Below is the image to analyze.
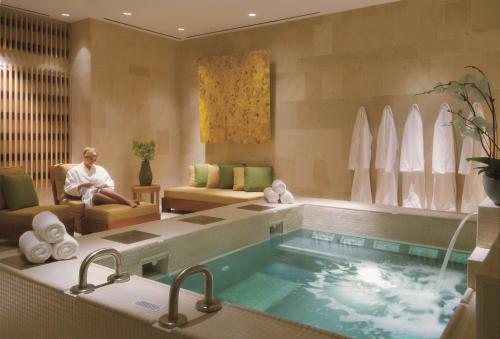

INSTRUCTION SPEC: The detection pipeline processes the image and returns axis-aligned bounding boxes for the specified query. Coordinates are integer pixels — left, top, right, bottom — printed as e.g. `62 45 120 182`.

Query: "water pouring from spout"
436 212 477 291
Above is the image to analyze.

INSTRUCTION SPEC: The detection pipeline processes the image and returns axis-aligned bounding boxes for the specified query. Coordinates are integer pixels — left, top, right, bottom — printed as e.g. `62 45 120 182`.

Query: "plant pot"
139 160 153 186
483 174 500 206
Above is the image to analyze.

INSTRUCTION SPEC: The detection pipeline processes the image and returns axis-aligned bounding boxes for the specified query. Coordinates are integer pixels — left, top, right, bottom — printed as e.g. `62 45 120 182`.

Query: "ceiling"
2 0 399 40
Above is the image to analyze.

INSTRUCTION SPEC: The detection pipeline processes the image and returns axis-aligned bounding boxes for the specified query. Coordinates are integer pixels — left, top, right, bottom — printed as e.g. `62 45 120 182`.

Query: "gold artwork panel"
198 49 271 144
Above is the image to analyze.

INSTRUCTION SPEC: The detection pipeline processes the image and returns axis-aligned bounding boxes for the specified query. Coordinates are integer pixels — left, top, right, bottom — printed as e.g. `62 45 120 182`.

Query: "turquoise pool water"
153 229 468 339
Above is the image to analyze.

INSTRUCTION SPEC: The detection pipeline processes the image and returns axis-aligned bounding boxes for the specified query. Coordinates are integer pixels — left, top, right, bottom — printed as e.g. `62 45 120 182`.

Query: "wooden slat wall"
0 8 70 188
0 8 69 58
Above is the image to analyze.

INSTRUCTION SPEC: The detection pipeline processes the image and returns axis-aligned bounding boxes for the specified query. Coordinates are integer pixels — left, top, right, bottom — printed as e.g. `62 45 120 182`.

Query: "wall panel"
0 7 70 188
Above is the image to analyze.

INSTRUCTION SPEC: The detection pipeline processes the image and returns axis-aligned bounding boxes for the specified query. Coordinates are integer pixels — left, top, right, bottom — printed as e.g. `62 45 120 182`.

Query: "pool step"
301 230 470 264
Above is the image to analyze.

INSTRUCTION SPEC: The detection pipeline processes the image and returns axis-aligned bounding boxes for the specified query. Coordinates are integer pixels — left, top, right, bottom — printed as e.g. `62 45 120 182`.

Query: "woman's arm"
64 169 92 196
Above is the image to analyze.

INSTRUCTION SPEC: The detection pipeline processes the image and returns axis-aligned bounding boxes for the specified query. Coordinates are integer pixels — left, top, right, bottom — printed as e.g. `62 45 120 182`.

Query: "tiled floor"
161 212 181 220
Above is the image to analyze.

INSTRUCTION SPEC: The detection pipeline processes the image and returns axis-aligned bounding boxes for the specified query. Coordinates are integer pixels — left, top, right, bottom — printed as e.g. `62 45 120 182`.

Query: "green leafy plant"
420 66 499 179
132 140 156 161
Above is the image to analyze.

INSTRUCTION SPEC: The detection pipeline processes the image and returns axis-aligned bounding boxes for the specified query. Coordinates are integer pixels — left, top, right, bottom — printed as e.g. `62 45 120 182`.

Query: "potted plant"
421 66 500 205
132 140 156 186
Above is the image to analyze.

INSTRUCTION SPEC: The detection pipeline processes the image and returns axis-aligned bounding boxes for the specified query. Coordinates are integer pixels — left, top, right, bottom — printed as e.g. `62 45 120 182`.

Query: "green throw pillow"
218 164 244 189
244 166 273 192
193 164 209 187
1 174 39 210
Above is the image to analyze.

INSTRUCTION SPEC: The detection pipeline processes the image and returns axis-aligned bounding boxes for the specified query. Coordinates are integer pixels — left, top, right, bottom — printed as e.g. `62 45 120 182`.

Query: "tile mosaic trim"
102 230 160 245
179 215 226 225
237 204 275 212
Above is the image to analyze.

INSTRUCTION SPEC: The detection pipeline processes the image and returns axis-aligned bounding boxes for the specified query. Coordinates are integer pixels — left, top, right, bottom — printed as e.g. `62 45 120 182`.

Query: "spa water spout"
437 212 477 290
159 264 222 329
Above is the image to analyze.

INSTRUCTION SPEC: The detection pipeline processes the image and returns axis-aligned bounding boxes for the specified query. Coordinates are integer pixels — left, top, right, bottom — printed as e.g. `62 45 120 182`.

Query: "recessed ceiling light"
123 12 132 16
248 13 256 17
61 13 70 17
177 28 185 31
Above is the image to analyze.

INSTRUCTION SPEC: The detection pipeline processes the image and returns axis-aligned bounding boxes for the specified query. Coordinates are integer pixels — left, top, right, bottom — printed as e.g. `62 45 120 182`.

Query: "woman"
64 147 139 208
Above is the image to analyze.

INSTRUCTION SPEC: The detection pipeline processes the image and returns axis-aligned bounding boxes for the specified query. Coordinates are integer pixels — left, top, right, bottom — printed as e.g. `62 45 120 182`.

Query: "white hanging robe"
458 102 487 213
400 104 426 209
431 103 456 212
375 105 399 206
348 106 373 204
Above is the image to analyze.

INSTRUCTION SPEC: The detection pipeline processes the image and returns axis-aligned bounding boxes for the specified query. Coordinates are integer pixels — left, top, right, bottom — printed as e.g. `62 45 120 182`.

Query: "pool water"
154 229 468 339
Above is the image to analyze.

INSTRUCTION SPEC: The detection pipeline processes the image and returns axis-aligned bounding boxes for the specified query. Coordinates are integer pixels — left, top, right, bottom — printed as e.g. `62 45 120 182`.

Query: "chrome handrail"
159 264 222 329
70 248 130 295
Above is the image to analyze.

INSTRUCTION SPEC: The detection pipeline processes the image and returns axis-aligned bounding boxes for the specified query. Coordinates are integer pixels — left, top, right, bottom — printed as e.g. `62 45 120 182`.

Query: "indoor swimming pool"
153 229 469 339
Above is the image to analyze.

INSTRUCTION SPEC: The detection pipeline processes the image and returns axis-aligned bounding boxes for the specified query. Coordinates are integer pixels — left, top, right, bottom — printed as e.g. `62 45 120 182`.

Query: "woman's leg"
93 192 119 205
98 188 138 208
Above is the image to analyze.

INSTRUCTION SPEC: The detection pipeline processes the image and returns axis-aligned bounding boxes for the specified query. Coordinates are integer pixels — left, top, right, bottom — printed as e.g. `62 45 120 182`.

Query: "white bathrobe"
64 163 115 208
458 102 486 213
375 105 399 206
348 106 373 204
400 104 426 209
431 103 456 212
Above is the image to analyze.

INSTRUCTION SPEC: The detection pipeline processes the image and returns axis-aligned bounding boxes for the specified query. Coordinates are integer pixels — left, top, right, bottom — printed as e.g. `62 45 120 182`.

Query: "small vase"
139 160 153 186
483 175 500 206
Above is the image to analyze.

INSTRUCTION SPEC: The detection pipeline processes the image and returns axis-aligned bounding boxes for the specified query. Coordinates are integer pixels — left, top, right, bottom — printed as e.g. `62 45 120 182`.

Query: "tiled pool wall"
302 204 477 252
97 205 304 276
0 270 163 339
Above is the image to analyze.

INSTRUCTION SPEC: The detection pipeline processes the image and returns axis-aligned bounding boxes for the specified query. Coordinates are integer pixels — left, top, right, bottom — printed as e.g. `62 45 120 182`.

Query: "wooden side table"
132 184 161 212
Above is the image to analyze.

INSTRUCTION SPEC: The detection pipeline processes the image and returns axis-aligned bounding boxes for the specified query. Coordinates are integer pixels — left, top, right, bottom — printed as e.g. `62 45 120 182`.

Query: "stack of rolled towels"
264 179 295 204
18 211 79 264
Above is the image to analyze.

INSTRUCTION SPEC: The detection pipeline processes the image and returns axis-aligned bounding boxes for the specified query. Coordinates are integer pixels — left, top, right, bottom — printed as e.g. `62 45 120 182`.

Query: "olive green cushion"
244 166 273 192
218 164 244 189
0 166 25 210
193 164 208 187
1 174 39 210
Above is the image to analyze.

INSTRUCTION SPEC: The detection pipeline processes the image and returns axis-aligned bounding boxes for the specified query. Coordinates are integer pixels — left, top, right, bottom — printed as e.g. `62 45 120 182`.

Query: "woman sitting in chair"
64 147 139 208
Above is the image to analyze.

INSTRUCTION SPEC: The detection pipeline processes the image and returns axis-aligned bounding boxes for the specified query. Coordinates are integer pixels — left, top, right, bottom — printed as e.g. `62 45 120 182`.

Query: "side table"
132 184 161 212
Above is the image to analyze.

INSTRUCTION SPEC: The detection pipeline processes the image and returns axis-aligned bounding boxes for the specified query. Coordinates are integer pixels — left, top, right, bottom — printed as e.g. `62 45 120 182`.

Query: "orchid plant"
420 66 499 179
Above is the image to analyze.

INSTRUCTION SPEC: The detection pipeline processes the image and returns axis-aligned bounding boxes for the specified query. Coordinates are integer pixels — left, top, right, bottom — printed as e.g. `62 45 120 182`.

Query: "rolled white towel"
280 190 295 204
32 211 66 244
19 231 52 264
264 187 279 203
271 179 287 195
52 234 79 260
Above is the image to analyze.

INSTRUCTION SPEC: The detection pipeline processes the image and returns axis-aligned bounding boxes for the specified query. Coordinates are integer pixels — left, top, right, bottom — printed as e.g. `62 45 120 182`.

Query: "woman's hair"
83 147 97 158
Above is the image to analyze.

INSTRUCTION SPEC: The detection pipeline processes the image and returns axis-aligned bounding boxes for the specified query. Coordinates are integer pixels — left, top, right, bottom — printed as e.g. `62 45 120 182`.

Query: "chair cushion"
244 166 273 192
0 167 25 210
193 164 208 187
53 163 78 202
164 186 264 205
61 198 85 217
1 174 39 210
84 202 158 222
0 205 70 226
218 164 244 189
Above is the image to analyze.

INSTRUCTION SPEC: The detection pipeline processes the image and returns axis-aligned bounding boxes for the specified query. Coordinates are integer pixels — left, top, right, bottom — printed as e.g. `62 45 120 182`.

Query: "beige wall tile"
69 0 499 205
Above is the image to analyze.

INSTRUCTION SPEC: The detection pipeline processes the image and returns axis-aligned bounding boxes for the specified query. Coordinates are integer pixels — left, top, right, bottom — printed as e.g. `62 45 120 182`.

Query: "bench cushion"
164 186 264 205
1 174 39 210
0 205 70 226
84 202 158 222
